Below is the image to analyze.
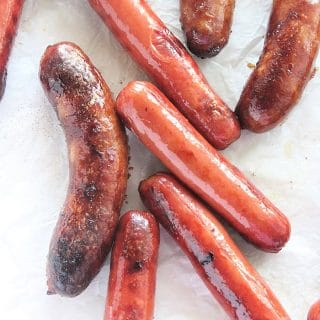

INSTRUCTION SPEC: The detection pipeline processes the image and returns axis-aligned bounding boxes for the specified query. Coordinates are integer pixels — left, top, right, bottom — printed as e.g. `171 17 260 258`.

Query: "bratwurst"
40 42 128 297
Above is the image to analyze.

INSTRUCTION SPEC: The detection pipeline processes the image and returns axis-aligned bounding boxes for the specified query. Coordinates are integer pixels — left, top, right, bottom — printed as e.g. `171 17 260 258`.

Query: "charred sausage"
40 42 128 297
236 0 320 133
116 81 290 252
88 0 240 150
0 0 24 100
308 300 320 320
105 210 159 320
139 173 291 320
180 0 235 58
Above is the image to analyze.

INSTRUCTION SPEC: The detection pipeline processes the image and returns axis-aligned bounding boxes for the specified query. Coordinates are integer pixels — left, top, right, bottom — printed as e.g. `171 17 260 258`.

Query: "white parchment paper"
0 1 319 319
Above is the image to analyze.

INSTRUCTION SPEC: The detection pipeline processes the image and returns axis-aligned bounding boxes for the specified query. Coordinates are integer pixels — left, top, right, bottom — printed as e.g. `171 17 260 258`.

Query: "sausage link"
308 300 320 320
236 0 320 133
88 0 240 150
40 42 128 297
180 0 235 58
0 0 24 100
116 81 290 252
105 210 159 320
139 173 291 320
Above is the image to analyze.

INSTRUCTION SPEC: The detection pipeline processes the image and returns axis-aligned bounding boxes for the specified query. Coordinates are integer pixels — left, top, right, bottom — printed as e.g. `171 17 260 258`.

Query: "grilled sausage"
180 0 235 58
105 210 159 320
40 42 128 297
116 81 290 252
0 0 24 100
88 0 240 150
139 173 291 320
236 0 320 133
308 300 320 320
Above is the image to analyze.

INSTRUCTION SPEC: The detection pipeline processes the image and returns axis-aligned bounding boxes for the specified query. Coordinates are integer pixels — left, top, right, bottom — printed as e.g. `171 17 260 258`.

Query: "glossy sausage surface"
308 300 320 320
0 0 24 100
40 42 128 297
116 81 290 252
236 0 320 133
139 173 290 320
88 0 240 150
180 0 235 58
105 210 159 320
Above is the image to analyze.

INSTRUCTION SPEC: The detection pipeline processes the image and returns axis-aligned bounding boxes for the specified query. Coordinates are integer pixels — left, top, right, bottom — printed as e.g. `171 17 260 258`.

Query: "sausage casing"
116 81 290 252
139 173 290 320
236 0 320 133
105 210 159 320
88 0 240 150
40 42 128 297
180 0 235 58
308 300 320 320
0 0 24 100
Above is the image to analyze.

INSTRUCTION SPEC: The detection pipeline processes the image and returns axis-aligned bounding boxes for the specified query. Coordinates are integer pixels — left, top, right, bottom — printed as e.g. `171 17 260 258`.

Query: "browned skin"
105 211 159 320
236 0 320 133
0 0 24 100
39 42 128 297
180 0 235 58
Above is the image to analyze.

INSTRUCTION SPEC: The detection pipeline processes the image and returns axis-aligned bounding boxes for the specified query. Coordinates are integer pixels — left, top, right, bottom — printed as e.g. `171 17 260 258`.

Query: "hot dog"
105 210 159 320
116 81 290 252
180 0 235 58
0 0 24 100
139 173 291 320
88 0 240 150
308 300 320 320
40 42 128 297
236 0 320 133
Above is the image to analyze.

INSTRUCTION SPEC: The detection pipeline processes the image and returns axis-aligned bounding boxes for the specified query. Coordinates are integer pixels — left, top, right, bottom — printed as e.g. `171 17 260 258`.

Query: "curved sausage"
139 173 290 320
0 0 24 100
40 42 128 297
105 210 159 320
236 0 320 133
88 0 240 150
116 81 290 252
308 300 320 320
180 0 235 58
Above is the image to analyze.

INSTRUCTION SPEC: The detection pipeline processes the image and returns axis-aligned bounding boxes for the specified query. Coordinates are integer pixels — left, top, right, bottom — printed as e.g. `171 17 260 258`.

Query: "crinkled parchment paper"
0 1 319 319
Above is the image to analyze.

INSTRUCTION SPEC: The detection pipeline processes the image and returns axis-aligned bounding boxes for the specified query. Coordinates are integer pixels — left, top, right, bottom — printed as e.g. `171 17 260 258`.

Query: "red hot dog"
105 211 159 320
116 81 290 252
0 0 24 100
88 0 240 150
308 300 320 320
40 42 128 297
139 173 291 320
180 0 235 58
236 0 320 133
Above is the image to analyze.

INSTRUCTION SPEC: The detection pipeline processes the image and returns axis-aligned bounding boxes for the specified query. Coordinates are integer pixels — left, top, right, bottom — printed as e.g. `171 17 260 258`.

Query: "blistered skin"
180 0 235 58
0 0 24 100
236 0 320 133
308 300 320 320
88 0 240 150
139 173 291 320
40 42 128 297
105 211 159 320
116 81 290 252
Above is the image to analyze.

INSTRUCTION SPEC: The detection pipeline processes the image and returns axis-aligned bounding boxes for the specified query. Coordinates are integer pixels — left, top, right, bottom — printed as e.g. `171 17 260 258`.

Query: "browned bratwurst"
139 173 291 320
180 0 235 58
0 0 24 100
40 42 128 297
105 211 159 320
236 0 320 133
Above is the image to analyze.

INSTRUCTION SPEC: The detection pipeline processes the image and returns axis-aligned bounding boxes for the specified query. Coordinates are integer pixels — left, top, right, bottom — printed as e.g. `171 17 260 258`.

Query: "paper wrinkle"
0 0 319 319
